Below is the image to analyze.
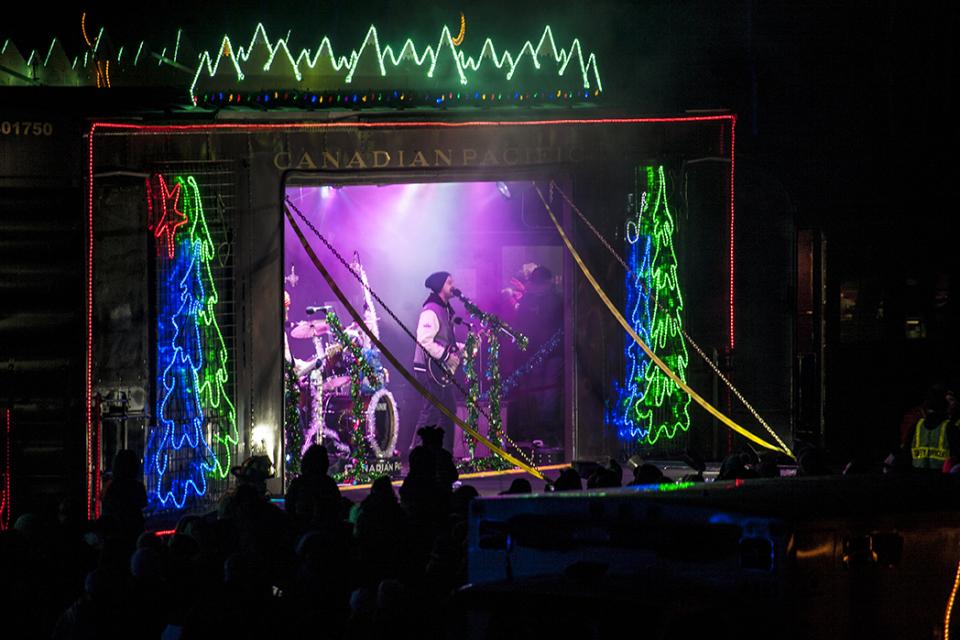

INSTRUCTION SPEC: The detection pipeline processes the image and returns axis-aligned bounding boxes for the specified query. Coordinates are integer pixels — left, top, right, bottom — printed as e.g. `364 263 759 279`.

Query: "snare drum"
319 343 352 393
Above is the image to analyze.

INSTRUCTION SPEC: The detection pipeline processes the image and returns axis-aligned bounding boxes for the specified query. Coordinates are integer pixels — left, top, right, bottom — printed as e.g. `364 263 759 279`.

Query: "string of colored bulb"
195 87 599 108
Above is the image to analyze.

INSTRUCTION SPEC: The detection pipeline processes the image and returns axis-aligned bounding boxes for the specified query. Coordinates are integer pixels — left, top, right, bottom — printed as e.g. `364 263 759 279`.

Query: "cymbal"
322 375 352 392
290 319 330 339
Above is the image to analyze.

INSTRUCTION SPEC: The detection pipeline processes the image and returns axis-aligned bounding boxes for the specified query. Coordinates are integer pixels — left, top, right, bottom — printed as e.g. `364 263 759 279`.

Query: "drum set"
289 315 398 465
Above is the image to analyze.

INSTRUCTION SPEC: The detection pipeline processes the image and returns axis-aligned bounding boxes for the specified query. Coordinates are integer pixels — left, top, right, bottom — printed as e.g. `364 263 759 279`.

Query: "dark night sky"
6 1 954 222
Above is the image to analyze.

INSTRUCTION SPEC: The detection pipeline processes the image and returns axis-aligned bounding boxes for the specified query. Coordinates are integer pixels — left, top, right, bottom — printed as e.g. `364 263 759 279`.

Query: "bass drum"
323 389 399 461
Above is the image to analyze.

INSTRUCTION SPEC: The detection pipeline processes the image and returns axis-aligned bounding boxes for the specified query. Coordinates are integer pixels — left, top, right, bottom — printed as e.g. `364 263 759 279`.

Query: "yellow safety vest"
911 417 951 470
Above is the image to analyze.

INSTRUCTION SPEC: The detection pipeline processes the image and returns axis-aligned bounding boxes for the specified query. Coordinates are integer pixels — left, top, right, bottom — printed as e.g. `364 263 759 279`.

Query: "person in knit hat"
411 271 462 452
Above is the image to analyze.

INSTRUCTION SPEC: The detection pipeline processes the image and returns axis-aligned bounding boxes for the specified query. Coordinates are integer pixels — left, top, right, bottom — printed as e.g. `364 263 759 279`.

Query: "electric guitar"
427 345 461 388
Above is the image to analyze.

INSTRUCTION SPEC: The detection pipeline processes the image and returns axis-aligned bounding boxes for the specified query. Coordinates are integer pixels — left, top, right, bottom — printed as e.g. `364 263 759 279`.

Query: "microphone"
451 288 463 298
305 305 333 315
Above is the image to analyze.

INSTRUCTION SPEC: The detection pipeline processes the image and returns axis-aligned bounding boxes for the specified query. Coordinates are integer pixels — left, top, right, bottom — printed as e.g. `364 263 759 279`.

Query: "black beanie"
424 271 451 294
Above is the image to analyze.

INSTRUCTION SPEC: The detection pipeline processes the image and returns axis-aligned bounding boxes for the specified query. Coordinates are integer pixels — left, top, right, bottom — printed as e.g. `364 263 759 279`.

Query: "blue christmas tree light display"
145 174 235 510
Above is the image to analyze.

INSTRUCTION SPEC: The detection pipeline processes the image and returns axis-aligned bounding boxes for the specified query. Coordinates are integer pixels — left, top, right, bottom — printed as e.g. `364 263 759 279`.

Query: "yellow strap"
284 205 546 481
534 186 793 458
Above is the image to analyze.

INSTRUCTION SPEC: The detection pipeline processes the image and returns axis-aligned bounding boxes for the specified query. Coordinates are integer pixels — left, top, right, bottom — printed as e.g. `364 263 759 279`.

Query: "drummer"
285 291 320 378
344 321 389 391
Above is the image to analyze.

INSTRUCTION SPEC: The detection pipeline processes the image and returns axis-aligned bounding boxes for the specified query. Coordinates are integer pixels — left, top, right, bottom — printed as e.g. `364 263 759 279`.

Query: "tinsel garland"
471 333 511 471
344 366 375 483
325 312 380 385
461 331 480 460
482 328 564 401
359 347 386 395
365 388 398 459
302 367 323 457
326 312 379 484
283 360 303 477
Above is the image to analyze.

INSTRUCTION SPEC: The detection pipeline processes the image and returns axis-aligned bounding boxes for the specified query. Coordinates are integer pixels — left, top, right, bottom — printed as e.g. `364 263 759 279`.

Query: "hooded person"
410 271 462 452
416 426 459 489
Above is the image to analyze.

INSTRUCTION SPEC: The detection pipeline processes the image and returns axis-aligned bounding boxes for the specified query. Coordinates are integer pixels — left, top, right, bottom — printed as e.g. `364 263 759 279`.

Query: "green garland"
462 331 480 460
325 312 381 385
470 333 511 472
283 360 303 477
345 365 374 483
326 312 379 484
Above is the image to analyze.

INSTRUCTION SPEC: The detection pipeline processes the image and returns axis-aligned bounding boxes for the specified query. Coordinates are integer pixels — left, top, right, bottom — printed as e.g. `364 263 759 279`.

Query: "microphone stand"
455 292 529 351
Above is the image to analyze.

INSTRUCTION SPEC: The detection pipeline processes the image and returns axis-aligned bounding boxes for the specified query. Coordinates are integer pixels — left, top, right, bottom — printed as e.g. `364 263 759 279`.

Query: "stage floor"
336 461 722 501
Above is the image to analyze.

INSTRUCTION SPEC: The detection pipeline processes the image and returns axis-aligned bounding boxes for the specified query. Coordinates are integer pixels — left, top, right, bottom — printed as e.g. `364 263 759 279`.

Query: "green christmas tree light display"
177 176 240 478
630 166 691 445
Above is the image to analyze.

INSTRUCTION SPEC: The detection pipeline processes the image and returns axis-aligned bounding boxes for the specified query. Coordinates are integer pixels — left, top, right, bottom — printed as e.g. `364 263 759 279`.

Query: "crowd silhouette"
0 428 482 639
2 383 959 639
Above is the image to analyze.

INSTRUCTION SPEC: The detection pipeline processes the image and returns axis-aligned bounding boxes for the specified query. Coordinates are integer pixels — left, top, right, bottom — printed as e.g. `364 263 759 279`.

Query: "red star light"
151 176 189 259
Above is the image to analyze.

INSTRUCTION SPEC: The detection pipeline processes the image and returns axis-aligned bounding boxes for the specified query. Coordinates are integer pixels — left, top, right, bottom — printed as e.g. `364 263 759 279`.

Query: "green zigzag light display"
190 23 601 99
0 28 193 89
1 23 601 104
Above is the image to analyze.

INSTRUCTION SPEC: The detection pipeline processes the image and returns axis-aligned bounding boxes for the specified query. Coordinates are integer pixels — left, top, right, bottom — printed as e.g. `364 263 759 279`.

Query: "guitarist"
411 271 461 452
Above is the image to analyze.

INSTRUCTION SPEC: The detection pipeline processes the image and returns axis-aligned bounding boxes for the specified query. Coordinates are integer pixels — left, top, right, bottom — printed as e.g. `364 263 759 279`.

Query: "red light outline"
1 409 10 530
95 394 102 518
85 115 736 511
729 116 736 351
87 124 96 520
